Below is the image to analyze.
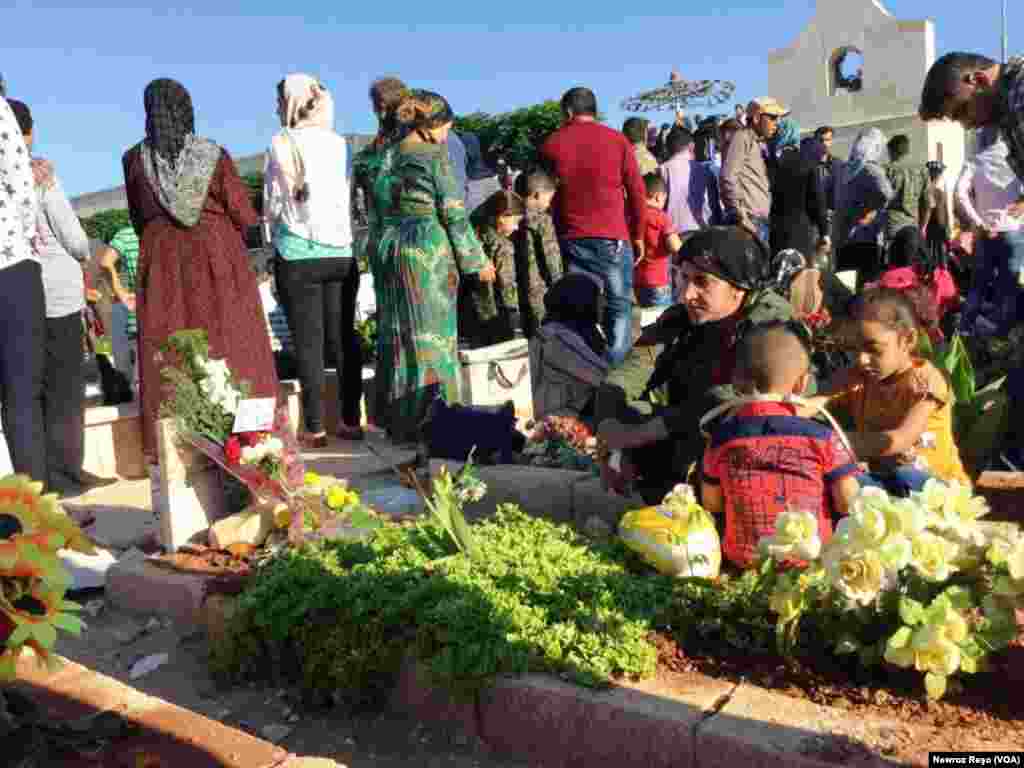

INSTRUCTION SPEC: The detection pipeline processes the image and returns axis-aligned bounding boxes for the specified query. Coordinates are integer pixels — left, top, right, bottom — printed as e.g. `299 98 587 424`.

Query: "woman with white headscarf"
264 74 362 446
832 127 894 288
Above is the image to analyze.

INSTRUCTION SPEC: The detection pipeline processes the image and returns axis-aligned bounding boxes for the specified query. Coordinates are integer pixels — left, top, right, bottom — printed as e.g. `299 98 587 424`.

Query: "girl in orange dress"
817 287 969 495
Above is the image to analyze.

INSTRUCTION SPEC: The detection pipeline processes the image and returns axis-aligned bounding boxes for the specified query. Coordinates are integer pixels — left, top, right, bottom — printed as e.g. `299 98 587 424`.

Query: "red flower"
239 432 263 447
225 437 242 464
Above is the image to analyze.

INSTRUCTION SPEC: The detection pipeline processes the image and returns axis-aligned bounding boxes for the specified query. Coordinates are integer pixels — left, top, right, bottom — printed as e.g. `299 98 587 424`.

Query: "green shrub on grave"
209 506 679 706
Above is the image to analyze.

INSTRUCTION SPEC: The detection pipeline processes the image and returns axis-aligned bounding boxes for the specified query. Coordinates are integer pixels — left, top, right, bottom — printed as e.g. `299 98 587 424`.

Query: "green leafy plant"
925 333 1009 474
79 209 133 244
356 313 377 362
209 506 678 705
455 100 565 172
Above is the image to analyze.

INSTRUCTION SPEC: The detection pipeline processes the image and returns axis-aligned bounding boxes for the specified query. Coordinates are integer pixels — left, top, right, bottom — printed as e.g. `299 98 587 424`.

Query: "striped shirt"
108 227 139 337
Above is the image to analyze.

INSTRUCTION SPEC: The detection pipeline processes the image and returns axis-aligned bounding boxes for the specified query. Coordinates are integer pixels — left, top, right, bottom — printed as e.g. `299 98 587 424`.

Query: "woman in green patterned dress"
352 77 409 426
375 90 495 443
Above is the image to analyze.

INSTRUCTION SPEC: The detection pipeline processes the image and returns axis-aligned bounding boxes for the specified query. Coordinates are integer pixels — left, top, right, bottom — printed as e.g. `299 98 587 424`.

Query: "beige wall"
768 0 933 131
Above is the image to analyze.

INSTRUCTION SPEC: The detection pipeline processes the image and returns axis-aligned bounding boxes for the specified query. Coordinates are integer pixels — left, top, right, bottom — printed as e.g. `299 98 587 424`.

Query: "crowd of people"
0 50 1023 571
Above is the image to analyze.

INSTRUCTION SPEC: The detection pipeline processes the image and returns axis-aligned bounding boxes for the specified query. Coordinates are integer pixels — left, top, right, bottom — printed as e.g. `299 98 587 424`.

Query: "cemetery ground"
23 433 1024 766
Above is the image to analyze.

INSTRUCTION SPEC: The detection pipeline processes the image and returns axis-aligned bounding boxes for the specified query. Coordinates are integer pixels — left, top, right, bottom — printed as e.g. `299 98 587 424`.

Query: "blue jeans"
858 467 932 497
963 231 1024 335
635 284 674 308
562 238 634 367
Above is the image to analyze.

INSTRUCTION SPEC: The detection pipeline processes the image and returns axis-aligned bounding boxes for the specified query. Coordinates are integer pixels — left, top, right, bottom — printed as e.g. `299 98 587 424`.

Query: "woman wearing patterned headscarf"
832 127 894 287
351 77 410 425
264 74 361 447
769 118 829 261
372 89 496 443
123 78 277 461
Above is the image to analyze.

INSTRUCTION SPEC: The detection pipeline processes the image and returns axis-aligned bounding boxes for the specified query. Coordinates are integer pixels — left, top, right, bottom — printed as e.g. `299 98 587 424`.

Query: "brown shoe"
335 423 365 441
298 432 329 449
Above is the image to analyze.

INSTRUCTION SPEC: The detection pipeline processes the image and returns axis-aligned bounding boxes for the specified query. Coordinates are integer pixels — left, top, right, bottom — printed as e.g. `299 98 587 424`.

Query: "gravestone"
153 418 227 552
768 0 965 176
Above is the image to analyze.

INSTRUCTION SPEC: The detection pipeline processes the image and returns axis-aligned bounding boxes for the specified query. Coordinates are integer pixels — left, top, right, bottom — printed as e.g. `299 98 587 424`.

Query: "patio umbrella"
620 70 736 114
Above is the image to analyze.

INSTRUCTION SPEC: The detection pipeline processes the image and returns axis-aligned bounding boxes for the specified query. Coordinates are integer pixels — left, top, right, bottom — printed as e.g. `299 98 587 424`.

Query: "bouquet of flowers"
159 330 249 446
760 480 1021 700
523 416 598 473
290 472 382 545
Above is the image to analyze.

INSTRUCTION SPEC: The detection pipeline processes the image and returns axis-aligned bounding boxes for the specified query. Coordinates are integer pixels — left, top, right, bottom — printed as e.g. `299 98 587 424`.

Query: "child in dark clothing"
460 190 525 348
701 322 861 568
514 170 563 338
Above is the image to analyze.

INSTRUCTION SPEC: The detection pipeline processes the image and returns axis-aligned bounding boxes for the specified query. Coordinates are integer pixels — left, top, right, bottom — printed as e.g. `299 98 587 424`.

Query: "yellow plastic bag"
619 484 721 578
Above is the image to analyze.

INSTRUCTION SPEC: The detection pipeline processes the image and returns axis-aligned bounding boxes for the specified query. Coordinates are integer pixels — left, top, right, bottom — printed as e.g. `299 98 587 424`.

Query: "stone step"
976 471 1024 523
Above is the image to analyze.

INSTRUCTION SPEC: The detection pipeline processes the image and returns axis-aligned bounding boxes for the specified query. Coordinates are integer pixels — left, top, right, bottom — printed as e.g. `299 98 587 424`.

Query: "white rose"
824 546 890 607
759 509 822 561
910 532 959 582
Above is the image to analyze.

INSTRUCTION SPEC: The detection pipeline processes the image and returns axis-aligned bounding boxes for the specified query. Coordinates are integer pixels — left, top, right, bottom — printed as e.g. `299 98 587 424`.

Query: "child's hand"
794 395 829 418
478 263 497 283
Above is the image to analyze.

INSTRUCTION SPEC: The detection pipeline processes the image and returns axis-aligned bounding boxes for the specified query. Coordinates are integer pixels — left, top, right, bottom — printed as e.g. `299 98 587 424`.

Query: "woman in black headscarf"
123 78 277 461
529 273 609 425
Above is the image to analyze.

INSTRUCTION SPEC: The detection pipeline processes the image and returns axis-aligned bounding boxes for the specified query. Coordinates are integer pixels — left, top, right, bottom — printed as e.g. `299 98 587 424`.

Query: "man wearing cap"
720 97 787 244
595 226 794 502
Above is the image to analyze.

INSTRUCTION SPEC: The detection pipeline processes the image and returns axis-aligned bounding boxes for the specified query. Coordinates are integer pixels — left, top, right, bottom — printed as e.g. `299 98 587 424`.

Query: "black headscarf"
144 78 194 165
543 274 606 356
679 226 769 292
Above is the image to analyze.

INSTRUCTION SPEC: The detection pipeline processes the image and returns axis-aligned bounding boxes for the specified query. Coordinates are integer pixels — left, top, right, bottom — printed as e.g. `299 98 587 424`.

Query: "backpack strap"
699 393 856 458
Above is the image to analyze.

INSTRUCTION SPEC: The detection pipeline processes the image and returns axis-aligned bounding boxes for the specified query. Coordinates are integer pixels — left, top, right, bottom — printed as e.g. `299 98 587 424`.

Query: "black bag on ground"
423 399 526 465
96 353 133 406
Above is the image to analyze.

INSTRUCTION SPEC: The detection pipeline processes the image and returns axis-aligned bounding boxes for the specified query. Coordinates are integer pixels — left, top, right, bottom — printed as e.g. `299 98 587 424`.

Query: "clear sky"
4 0 1011 196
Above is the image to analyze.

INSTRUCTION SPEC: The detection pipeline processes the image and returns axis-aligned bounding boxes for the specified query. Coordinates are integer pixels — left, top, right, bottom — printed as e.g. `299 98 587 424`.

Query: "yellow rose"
1007 538 1024 582
909 625 961 677
916 479 989 535
759 509 821 561
326 485 359 510
304 471 322 489
910 532 959 582
932 606 969 645
885 498 929 540
825 547 888 607
842 490 890 548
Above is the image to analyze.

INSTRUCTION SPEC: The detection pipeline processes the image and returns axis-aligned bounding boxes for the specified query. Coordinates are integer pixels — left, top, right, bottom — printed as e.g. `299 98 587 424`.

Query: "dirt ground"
53 591 529 768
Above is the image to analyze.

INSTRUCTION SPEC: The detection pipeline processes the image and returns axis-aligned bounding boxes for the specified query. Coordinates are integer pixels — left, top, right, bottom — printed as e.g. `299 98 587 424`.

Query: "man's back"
660 152 715 233
886 160 928 235
542 119 646 242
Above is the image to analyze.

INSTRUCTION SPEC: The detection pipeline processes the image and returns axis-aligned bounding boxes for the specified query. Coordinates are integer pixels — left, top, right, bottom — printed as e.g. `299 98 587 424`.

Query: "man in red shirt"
541 87 647 366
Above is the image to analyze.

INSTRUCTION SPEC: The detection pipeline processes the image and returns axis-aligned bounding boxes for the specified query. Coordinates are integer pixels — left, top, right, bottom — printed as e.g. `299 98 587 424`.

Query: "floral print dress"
353 139 397 420
373 139 487 442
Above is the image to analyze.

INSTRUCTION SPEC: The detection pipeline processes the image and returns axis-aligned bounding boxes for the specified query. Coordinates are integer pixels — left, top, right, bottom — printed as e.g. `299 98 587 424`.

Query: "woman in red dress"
123 78 277 460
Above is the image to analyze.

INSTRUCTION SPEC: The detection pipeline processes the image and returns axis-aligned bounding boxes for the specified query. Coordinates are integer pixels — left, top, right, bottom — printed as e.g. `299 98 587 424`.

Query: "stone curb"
13 655 330 768
389 660 912 768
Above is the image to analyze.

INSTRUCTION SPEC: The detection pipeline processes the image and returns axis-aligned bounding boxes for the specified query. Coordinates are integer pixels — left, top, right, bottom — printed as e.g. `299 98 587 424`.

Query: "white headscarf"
275 74 335 203
281 73 334 130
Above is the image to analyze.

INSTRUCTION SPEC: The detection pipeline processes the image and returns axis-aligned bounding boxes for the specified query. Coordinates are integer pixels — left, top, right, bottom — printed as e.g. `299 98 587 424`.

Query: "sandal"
335 423 365 441
298 432 329 449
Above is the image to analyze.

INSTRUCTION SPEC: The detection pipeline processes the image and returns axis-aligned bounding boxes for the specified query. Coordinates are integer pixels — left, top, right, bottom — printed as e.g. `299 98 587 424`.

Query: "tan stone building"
768 0 965 175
